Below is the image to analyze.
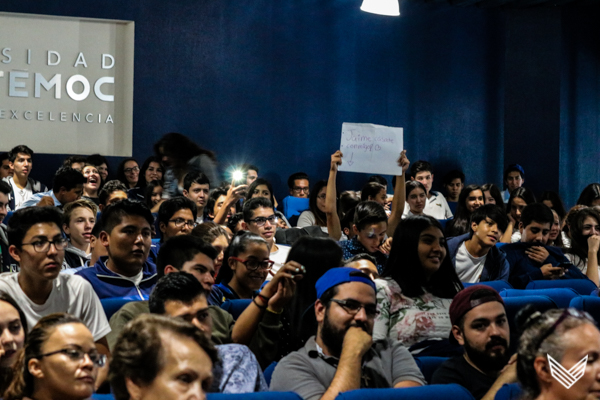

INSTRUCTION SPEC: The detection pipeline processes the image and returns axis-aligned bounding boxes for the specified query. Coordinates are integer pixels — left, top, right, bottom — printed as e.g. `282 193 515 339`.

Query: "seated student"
20 167 86 210
183 171 210 224
339 201 389 274
407 160 453 220
62 222 108 276
564 207 600 281
246 178 291 228
63 155 87 171
445 184 485 237
576 182 600 207
0 293 27 395
3 145 47 211
297 180 329 230
481 183 504 214
447 205 509 283
81 163 102 206
138 156 164 190
206 187 242 225
192 221 230 277
109 314 218 400
76 199 157 300
500 164 525 203
345 253 380 281
374 215 463 352
0 152 13 180
500 203 595 289
149 272 268 393
432 285 517 400
117 158 140 190
143 179 164 213
86 153 109 184
62 199 97 270
242 163 259 185
403 181 427 218
0 206 110 355
4 313 106 400
443 170 465 214
157 196 197 246
0 181 18 272
242 197 291 275
270 267 425 398
360 182 388 208
505 186 536 243
97 180 128 211
287 172 310 199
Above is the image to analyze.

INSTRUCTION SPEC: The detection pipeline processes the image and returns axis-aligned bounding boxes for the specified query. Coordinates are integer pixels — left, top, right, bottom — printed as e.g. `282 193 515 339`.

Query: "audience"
191 221 230 277
564 207 600 277
404 180 427 218
445 184 485 237
138 156 164 188
20 166 85 209
86 154 109 184
408 160 453 220
501 164 525 203
270 267 425 398
157 196 197 246
76 199 157 300
81 164 102 206
62 199 97 270
297 180 328 230
182 171 210 224
116 158 140 190
506 186 536 242
3 145 47 211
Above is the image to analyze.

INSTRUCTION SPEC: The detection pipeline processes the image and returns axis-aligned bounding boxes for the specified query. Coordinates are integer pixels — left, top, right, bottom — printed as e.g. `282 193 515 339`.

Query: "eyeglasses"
35 347 107 367
230 257 274 271
247 215 278 227
331 298 379 318
124 166 140 174
22 238 68 253
293 187 309 193
169 218 196 229
535 308 593 349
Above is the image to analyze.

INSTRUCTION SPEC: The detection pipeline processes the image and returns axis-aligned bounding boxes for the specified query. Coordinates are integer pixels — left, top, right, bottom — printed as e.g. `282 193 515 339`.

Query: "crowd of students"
0 134 600 400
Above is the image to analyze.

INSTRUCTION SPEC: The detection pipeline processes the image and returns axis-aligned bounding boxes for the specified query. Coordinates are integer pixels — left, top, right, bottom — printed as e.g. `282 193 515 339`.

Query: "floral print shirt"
373 277 453 347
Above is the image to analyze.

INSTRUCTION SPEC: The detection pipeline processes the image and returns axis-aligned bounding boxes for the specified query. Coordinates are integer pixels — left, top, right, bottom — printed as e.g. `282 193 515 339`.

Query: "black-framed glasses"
293 187 309 193
247 215 278 227
230 256 274 271
331 299 379 318
35 347 107 367
124 166 140 174
535 308 593 349
22 238 68 253
169 218 196 229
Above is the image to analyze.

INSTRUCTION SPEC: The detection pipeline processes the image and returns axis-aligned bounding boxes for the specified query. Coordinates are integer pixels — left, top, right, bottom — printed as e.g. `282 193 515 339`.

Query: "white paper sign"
338 123 404 175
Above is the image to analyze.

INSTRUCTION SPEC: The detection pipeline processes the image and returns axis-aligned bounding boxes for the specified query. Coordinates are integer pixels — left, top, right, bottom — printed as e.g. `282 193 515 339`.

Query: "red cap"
449 285 504 326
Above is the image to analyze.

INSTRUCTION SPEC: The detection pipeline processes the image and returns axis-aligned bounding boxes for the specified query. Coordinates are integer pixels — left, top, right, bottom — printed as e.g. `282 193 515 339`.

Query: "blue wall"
1 1 598 207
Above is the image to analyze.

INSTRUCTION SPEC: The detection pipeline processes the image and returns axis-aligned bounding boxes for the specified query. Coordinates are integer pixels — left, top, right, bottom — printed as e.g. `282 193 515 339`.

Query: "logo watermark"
548 354 587 389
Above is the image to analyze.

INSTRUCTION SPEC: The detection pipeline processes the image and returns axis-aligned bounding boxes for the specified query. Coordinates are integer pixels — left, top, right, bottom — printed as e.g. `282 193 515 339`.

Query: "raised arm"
387 150 409 237
586 235 600 286
326 151 343 240
213 181 247 225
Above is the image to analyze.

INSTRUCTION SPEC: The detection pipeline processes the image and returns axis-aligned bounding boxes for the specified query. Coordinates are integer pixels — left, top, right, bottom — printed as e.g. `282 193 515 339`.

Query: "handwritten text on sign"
338 123 403 175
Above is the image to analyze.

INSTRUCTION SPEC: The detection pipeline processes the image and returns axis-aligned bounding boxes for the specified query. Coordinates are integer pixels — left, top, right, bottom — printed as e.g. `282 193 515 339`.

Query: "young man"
270 267 425 398
0 153 13 180
407 160 453 220
443 170 465 214
106 234 283 369
242 197 290 276
432 285 517 400
149 272 268 393
76 199 157 299
287 172 310 198
0 206 110 347
0 181 18 272
501 164 525 203
2 145 47 210
447 205 510 283
158 196 197 241
501 203 592 289
20 166 86 209
62 199 97 270
242 164 259 185
98 180 129 211
183 171 210 224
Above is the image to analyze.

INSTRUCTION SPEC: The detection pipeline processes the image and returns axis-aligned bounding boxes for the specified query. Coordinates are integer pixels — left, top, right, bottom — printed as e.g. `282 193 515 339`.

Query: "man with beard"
270 267 425 400
432 285 517 400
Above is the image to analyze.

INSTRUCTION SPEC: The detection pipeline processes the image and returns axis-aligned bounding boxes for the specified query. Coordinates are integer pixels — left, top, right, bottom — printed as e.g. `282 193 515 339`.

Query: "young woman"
516 308 600 400
547 209 564 248
117 158 140 189
86 154 109 185
138 156 164 188
445 184 485 237
144 180 164 213
540 191 567 222
374 215 463 350
481 183 504 211
0 294 27 396
564 207 600 286
62 199 97 270
577 183 600 207
192 221 230 278
404 181 427 218
246 178 290 228
360 182 388 207
505 187 536 243
81 164 101 206
297 180 328 230
4 313 104 400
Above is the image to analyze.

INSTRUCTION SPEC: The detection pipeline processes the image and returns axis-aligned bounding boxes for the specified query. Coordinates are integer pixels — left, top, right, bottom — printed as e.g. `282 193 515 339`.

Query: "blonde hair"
62 199 98 227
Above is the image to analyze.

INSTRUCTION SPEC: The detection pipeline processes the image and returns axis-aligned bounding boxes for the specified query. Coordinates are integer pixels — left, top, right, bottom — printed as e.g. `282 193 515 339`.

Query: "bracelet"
252 298 267 310
256 293 271 303
266 307 283 314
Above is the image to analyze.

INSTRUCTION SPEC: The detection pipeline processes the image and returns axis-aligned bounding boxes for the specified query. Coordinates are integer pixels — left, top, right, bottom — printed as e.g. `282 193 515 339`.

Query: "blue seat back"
463 280 513 292
220 299 252 320
570 296 600 324
282 196 309 220
414 356 448 384
263 361 277 387
100 297 137 320
526 279 597 295
494 383 523 400
336 384 476 400
503 295 557 353
208 392 302 400
500 288 579 308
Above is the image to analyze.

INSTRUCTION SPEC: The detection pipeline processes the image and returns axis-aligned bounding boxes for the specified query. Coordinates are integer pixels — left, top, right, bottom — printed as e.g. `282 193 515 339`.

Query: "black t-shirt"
431 355 496 400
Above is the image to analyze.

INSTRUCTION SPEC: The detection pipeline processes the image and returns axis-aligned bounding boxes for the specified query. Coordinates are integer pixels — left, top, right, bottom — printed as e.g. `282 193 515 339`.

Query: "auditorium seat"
494 383 522 400
503 295 556 352
499 288 579 308
463 280 513 292
100 297 137 320
207 392 302 399
414 356 449 383
569 296 600 323
526 279 597 296
336 384 476 400
263 361 277 387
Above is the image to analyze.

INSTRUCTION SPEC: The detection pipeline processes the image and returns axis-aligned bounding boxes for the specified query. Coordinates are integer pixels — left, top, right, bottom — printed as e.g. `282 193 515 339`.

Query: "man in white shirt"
409 160 453 220
242 197 290 277
183 171 210 224
0 206 110 385
2 145 47 211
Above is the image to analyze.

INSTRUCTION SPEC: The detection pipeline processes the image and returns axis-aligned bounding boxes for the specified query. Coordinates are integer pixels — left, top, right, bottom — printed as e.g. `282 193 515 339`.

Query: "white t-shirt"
10 179 33 210
402 191 453 220
113 269 144 286
0 273 110 341
267 243 291 280
455 242 487 283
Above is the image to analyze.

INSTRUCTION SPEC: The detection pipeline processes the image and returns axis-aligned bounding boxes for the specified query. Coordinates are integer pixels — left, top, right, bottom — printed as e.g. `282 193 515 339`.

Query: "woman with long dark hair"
138 156 164 189
246 178 290 229
576 183 600 207
375 215 463 349
505 187 536 243
445 184 485 237
564 207 600 286
0 293 27 396
404 181 427 218
481 183 504 211
116 158 140 189
297 180 328 229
